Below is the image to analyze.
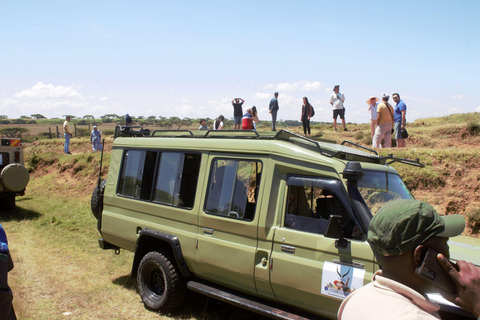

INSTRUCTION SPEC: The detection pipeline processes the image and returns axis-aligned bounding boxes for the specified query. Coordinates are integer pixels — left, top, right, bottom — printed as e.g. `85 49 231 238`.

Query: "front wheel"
137 251 187 314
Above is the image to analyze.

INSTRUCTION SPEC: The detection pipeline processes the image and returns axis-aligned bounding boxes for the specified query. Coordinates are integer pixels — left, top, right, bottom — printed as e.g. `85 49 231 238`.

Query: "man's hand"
437 253 480 317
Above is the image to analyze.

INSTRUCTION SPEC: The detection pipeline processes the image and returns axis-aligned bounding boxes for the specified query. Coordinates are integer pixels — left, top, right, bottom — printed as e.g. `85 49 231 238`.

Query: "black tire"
90 180 106 220
1 195 15 209
137 251 187 314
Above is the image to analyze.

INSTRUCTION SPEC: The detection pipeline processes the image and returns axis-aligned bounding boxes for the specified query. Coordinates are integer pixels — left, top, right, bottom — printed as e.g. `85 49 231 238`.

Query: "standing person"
372 94 394 148
301 97 314 136
392 93 407 148
125 113 133 126
330 85 347 131
63 116 72 154
214 115 225 130
232 98 244 130
90 126 102 152
338 199 477 320
366 96 379 138
269 92 279 131
251 106 260 130
199 119 208 130
242 108 254 130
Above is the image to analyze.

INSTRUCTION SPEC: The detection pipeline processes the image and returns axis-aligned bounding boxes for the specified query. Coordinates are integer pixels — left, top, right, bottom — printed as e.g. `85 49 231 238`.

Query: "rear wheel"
137 251 187 313
1 195 15 209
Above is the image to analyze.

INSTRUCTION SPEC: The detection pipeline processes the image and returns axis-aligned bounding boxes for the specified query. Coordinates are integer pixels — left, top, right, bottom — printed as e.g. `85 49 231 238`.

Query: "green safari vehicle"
91 128 479 319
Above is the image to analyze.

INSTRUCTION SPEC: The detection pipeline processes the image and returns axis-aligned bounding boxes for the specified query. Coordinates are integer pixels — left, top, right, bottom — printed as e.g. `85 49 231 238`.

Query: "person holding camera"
232 98 244 130
338 199 480 320
372 94 394 148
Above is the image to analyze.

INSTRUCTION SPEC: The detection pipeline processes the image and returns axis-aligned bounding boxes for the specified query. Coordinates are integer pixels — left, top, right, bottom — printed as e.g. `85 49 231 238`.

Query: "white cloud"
87 22 112 38
275 81 325 93
452 94 463 100
476 106 480 112
253 92 270 99
15 82 83 99
177 98 189 103
99 97 108 101
448 107 462 114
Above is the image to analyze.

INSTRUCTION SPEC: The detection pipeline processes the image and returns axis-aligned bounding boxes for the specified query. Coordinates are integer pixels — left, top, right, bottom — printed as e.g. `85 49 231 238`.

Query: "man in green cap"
338 199 480 320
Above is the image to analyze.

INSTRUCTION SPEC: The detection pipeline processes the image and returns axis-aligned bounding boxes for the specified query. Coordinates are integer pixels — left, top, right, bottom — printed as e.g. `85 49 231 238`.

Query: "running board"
187 280 325 320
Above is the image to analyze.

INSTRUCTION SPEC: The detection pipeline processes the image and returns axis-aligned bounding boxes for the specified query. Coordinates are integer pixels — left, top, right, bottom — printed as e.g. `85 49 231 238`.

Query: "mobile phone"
415 248 458 294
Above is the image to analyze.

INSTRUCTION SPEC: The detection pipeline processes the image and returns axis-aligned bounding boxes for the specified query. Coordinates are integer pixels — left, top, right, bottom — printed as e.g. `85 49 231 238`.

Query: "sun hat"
367 200 465 256
366 96 379 104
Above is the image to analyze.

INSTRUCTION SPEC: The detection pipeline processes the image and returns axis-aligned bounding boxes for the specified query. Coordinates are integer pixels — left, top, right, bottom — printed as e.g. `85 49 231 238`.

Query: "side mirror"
324 215 343 239
325 215 349 248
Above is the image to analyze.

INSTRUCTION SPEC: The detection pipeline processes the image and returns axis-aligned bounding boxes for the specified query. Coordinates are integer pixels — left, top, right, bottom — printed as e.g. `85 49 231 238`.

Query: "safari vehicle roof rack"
114 125 151 138
113 127 424 167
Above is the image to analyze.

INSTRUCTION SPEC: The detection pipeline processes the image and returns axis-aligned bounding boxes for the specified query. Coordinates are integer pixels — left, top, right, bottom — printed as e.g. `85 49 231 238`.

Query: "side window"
284 176 362 239
204 159 262 221
0 152 9 171
118 150 200 209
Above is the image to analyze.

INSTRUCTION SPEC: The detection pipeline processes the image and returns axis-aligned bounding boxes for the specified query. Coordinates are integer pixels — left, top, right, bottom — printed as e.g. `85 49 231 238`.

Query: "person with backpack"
301 97 314 136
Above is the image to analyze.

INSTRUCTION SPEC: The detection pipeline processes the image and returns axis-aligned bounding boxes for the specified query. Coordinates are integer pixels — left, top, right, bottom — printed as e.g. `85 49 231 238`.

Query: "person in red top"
242 108 254 130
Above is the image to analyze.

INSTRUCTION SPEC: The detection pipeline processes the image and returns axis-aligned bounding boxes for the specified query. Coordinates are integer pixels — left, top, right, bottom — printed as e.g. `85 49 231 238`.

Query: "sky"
1 0 479 124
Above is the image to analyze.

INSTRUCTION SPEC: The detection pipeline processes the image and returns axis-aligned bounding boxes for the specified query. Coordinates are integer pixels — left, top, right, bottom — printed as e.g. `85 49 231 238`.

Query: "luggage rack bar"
113 127 424 167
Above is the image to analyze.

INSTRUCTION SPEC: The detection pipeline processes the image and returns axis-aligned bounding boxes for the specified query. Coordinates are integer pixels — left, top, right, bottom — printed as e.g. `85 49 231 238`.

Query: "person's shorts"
234 116 242 125
333 109 345 120
394 122 403 139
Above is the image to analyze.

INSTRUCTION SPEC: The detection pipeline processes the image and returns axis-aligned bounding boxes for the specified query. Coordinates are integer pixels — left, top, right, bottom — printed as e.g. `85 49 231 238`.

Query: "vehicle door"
270 175 376 319
196 155 264 294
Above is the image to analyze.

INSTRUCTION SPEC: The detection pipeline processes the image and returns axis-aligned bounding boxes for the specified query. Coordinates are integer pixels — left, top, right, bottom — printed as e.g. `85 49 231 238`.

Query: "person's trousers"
373 123 392 148
64 133 70 153
302 116 310 135
271 110 278 131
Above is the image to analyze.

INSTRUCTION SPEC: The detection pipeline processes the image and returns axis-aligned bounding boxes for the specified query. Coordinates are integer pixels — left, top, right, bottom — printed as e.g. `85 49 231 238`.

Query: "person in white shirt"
330 85 347 131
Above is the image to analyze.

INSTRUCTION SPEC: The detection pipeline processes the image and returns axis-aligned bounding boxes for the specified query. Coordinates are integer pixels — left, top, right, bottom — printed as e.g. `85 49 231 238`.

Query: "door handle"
203 228 214 235
281 245 295 254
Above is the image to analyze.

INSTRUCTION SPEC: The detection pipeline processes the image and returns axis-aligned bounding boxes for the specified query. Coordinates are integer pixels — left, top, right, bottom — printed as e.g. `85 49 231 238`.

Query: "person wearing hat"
90 125 102 152
330 85 347 131
338 200 480 320
366 96 379 139
372 94 394 148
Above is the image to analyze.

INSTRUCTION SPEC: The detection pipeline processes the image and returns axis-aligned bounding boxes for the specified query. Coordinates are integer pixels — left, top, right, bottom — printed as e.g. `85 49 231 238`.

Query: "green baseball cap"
367 200 465 256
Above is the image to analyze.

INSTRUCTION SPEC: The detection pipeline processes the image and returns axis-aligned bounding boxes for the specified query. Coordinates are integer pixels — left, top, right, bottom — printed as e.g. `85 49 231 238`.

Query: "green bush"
466 121 480 136
466 208 480 234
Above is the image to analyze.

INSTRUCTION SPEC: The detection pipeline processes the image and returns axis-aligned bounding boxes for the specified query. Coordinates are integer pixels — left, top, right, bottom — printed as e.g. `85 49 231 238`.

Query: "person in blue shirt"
269 92 279 131
90 126 102 152
392 93 407 148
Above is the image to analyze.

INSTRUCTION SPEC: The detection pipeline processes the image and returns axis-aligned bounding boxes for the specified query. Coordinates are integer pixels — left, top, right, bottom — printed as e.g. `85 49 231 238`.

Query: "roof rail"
340 140 378 155
204 129 261 138
151 130 194 137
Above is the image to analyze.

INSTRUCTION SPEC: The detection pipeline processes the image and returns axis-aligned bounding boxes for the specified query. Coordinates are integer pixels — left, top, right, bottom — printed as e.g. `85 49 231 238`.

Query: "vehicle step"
187 280 326 320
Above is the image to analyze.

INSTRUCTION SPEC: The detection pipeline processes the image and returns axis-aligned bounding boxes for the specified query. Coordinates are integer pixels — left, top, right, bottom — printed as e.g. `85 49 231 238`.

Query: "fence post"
56 126 59 138
49 127 52 139
74 123 77 137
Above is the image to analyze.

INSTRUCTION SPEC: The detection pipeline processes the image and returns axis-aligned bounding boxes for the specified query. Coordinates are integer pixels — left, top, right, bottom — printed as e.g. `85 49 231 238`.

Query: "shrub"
466 208 480 234
466 121 480 136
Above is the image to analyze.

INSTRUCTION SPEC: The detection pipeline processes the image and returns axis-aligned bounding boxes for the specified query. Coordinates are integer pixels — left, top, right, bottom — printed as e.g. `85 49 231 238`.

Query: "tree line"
0 114 326 130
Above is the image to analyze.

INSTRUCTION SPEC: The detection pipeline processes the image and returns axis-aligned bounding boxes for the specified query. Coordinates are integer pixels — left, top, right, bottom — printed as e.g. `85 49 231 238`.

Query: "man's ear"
413 245 427 267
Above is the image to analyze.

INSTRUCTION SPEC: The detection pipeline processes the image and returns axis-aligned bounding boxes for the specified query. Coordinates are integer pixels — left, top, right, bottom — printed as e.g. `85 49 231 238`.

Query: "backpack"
311 105 315 117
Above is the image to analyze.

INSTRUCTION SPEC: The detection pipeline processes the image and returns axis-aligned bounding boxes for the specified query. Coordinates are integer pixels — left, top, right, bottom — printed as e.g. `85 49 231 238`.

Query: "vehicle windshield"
358 171 413 215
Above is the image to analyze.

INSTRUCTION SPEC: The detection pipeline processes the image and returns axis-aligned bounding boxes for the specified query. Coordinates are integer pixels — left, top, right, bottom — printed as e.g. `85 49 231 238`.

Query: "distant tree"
62 115 76 119
83 115 95 120
100 114 118 123
146 116 157 125
20 115 31 119
31 114 46 119
137 116 145 120
169 117 184 129
0 127 30 138
0 115 8 119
